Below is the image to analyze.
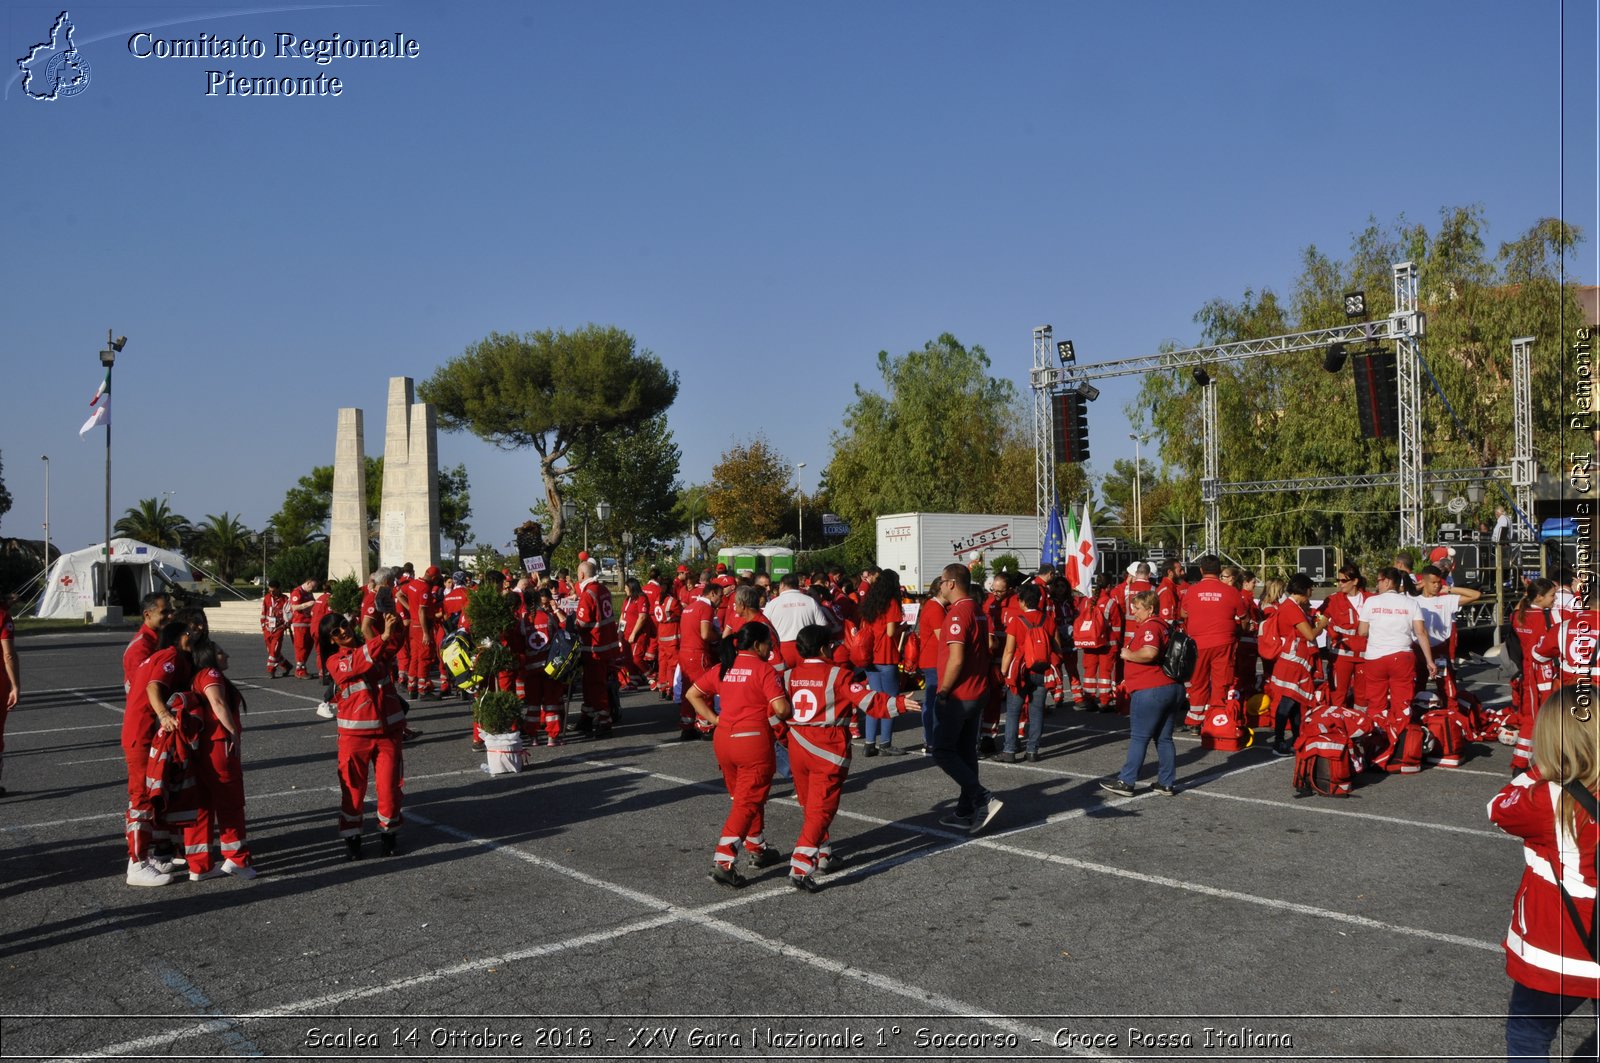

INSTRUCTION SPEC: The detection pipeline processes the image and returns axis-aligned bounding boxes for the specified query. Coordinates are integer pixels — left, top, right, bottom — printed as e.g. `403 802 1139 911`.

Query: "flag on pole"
1041 494 1066 568
1071 501 1098 596
79 371 111 436
1061 503 1082 587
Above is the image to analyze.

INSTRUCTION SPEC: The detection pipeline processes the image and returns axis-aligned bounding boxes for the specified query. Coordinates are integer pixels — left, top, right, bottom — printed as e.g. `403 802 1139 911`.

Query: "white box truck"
876 512 1043 592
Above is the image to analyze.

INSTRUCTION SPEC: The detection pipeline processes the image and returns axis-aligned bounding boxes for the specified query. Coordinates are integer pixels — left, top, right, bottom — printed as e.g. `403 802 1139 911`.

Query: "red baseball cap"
716 562 728 572
578 551 590 562
423 565 441 581
677 564 688 573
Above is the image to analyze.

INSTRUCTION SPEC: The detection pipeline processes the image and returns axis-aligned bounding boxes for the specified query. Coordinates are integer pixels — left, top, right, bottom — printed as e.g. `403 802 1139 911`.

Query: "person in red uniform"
1321 564 1371 711
783 624 920 891
573 560 622 737
309 583 333 676
999 583 1057 762
620 579 653 690
1488 688 1600 1058
287 577 319 678
930 564 1004 834
520 587 567 746
323 610 407 859
1230 569 1264 697
1100 590 1184 797
685 622 793 888
857 568 907 756
260 581 291 677
1530 601 1600 694
184 639 255 880
125 592 173 694
1179 555 1246 729
1506 579 1557 767
123 619 192 886
1077 578 1124 713
652 588 688 727
916 578 947 752
1357 567 1435 726
1155 559 1185 623
400 566 444 699
0 594 17 797
1264 573 1329 755
679 581 725 692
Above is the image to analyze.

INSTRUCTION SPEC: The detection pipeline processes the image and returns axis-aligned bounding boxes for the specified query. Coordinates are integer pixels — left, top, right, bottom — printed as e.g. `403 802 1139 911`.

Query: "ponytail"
719 621 773 678
1514 578 1557 625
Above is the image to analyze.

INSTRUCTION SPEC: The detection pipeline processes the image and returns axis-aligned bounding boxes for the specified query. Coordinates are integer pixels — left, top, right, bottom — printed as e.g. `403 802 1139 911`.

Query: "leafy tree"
418 325 679 551
672 483 716 559
190 512 252 583
1132 208 1584 558
707 435 793 543
561 413 681 575
270 457 382 546
115 497 189 549
0 452 12 533
438 463 473 566
268 540 329 588
823 333 1038 531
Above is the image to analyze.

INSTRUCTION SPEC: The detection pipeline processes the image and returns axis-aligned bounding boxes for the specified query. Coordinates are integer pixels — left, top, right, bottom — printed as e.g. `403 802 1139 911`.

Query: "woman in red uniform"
321 610 407 859
1264 573 1329 755
1322 564 1370 711
1508 578 1557 725
784 624 919 891
123 620 193 886
685 622 792 888
185 639 255 880
1489 688 1600 1058
856 568 907 756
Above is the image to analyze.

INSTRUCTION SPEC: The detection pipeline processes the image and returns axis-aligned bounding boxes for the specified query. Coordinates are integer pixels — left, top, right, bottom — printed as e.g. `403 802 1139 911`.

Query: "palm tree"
191 512 252 583
115 497 190 549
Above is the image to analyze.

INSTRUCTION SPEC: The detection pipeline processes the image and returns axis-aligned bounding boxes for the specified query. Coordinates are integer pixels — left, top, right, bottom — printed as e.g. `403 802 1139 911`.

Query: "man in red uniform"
287 576 319 678
125 592 173 695
1076 578 1123 712
930 564 1004 834
1156 559 1185 623
620 578 653 689
679 581 725 693
124 620 188 886
573 560 622 737
401 566 444 698
1179 555 1245 728
652 586 687 727
260 582 290 677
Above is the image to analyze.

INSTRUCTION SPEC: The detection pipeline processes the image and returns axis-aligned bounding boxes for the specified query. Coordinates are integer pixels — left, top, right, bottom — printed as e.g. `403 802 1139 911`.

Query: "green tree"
115 497 189 549
418 325 679 551
823 333 1034 531
707 435 793 543
672 483 715 559
438 463 473 566
270 457 383 546
562 414 681 574
190 512 252 583
0 452 12 533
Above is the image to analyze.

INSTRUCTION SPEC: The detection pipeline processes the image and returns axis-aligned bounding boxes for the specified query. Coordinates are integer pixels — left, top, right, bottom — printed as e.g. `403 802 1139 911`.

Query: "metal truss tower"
1031 325 1055 543
1200 380 1219 556
1392 262 1426 546
1511 336 1537 529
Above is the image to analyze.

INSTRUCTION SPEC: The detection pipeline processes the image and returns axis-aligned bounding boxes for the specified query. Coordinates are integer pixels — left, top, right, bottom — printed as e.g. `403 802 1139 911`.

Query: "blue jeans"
1506 981 1599 1060
929 692 990 816
921 668 939 748
862 664 898 745
1119 683 1184 788
1003 681 1044 755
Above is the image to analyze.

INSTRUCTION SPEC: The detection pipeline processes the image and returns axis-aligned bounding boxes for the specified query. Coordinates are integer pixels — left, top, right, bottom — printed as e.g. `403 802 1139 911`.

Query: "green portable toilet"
718 546 761 576
759 547 795 581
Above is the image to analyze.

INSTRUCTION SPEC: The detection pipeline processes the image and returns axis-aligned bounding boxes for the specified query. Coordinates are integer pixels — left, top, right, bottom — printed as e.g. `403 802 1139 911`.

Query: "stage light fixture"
1056 340 1075 365
1343 291 1366 319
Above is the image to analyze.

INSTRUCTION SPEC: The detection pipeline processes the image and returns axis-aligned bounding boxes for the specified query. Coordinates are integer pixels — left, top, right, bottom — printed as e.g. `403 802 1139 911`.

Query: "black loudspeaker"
1323 343 1348 373
1352 350 1399 439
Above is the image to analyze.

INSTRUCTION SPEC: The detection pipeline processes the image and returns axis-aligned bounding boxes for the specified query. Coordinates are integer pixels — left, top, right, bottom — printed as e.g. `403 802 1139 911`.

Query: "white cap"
1126 562 1141 576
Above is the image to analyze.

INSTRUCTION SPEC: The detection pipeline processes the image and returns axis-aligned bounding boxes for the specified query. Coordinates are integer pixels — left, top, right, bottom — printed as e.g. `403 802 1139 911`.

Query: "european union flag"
1041 495 1066 568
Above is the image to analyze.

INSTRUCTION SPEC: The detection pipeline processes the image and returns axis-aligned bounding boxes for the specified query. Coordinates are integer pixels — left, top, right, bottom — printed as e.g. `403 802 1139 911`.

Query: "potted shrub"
473 688 527 774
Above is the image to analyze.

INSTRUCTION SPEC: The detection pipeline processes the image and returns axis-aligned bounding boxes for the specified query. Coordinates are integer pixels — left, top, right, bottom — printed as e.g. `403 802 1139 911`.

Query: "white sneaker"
221 859 257 880
968 797 1005 835
126 859 174 887
149 853 181 875
315 702 336 719
188 868 225 881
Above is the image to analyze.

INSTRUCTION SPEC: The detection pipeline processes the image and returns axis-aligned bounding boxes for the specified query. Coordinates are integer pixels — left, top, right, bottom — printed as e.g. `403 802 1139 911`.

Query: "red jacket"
328 636 407 738
1490 769 1600 996
574 578 621 658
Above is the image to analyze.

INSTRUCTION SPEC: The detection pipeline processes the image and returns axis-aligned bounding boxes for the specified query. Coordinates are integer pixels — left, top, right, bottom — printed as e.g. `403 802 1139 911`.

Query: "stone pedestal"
376 376 440 571
328 408 369 582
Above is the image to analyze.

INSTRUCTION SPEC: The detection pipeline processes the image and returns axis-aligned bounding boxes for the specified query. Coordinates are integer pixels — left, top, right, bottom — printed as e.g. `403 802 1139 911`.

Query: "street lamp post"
99 332 127 570
794 462 807 552
41 455 50 593
1128 432 1151 544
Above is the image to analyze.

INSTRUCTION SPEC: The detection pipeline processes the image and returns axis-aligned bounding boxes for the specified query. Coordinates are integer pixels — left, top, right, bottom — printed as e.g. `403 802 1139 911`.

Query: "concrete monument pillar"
404 402 441 569
379 377 413 569
327 408 369 582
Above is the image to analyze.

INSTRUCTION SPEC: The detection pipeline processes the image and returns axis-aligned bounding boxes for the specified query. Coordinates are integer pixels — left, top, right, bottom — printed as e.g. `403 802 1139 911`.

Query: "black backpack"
1160 621 1198 683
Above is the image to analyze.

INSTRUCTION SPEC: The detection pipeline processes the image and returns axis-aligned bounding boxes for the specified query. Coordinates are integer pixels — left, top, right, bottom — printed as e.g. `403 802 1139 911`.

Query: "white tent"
36 538 199 620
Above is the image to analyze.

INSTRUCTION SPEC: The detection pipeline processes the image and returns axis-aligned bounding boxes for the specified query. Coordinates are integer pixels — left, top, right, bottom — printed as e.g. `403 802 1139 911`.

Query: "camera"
375 587 395 615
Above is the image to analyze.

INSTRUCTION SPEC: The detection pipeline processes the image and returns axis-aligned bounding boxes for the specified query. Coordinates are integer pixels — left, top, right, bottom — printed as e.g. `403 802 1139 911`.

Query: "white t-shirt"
762 589 832 644
1358 591 1422 659
1415 594 1461 647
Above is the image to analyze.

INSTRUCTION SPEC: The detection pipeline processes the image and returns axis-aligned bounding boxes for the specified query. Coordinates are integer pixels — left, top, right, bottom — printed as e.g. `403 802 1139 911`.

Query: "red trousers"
520 668 564 743
1185 643 1237 724
657 638 680 695
337 732 404 836
291 625 313 674
408 633 439 692
712 727 775 868
1081 648 1118 702
182 729 250 874
1330 653 1365 711
1363 651 1416 721
787 728 847 878
123 735 171 861
580 651 618 726
262 629 287 668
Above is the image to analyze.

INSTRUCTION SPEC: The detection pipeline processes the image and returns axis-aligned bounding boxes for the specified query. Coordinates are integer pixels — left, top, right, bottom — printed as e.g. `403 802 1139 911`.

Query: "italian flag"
79 370 110 436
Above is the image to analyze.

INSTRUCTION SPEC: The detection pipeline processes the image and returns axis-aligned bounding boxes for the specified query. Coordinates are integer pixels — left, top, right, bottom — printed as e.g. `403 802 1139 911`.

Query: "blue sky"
3 0 1595 560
